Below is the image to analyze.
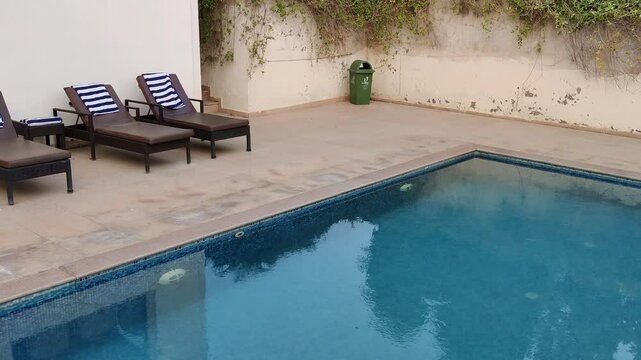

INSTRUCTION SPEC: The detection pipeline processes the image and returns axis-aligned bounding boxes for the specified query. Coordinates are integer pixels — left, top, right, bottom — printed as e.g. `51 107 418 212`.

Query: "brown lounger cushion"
162 112 249 132
94 122 194 145
0 138 70 168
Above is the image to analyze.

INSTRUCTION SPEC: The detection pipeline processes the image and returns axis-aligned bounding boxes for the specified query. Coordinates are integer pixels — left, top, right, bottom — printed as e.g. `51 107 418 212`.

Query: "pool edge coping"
1 143 640 304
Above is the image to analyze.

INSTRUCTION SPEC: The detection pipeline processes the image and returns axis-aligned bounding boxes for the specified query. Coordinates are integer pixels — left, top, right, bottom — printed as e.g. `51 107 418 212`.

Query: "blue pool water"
2 156 641 359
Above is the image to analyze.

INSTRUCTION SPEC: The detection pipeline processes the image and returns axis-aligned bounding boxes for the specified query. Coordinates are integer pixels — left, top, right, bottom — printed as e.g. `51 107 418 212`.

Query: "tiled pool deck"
1 101 640 303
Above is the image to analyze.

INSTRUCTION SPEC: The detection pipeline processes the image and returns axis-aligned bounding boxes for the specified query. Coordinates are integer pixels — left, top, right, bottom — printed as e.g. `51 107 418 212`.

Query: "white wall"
0 0 201 122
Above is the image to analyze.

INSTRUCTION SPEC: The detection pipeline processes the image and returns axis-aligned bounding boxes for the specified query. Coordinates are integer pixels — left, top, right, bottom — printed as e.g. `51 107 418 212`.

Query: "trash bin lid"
349 60 374 74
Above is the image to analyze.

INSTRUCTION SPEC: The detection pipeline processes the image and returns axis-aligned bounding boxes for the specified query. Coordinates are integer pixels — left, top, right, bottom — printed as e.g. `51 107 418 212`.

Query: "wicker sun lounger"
128 74 250 159
55 84 194 173
0 91 72 205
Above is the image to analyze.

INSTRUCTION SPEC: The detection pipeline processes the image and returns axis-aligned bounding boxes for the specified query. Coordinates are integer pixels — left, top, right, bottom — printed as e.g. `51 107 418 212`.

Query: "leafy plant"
199 0 641 76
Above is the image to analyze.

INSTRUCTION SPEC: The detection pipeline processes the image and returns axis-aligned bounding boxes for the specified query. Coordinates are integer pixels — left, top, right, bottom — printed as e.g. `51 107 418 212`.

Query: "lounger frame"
53 108 191 173
0 91 73 206
0 158 73 205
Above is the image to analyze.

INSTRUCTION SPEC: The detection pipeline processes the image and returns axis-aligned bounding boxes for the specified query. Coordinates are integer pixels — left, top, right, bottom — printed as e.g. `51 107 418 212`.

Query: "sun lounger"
128 73 250 159
55 84 194 173
0 91 72 205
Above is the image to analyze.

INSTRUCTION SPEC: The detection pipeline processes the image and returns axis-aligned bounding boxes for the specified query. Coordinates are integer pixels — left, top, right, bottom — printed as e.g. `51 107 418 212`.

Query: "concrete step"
201 85 221 114
204 102 220 114
201 85 211 102
203 97 218 106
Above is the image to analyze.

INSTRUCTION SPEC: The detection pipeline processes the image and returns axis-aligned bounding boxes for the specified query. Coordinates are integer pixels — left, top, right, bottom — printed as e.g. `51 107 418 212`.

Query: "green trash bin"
349 60 374 105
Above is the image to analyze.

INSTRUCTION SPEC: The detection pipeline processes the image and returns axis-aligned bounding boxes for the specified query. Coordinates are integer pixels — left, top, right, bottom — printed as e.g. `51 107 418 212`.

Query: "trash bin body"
349 60 374 105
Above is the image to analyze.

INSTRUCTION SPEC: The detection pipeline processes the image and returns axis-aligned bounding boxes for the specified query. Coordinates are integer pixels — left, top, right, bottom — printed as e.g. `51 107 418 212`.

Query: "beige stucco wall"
370 4 641 133
204 1 640 133
0 0 201 122
200 4 250 113
202 2 367 114
247 11 367 113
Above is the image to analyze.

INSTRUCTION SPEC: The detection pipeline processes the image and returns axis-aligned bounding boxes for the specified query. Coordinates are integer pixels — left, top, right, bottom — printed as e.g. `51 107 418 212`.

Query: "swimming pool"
1 153 641 359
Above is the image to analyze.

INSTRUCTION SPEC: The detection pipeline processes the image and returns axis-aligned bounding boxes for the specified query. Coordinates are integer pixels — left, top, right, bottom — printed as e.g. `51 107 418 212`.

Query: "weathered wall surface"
200 4 251 113
202 1 640 133
0 0 201 121
247 12 367 113
201 3 367 115
370 3 641 133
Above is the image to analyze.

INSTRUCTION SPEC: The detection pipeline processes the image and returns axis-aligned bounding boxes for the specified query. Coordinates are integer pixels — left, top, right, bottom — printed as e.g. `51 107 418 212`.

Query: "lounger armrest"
188 98 204 113
125 99 163 120
53 107 95 132
52 108 91 117
125 105 140 118
124 99 153 107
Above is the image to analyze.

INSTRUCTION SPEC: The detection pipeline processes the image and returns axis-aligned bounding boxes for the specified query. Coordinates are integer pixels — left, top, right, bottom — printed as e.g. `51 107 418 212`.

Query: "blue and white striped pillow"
142 73 185 110
0 114 3 129
72 84 119 116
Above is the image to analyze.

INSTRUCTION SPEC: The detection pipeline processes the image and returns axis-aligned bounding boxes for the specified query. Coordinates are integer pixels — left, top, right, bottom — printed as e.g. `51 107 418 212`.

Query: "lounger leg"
246 129 252 152
90 142 96 160
66 167 74 193
144 153 151 174
6 181 14 206
210 139 217 159
186 142 192 164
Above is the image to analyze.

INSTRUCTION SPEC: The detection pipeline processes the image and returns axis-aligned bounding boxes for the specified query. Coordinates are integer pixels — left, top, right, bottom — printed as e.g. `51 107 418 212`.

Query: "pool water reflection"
2 158 641 359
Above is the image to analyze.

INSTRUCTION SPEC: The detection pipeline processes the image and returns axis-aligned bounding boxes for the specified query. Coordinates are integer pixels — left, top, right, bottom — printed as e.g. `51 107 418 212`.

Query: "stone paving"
1 101 640 300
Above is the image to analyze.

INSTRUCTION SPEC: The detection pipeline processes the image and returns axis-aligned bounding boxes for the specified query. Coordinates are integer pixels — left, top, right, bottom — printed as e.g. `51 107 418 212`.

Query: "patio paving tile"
0 101 640 302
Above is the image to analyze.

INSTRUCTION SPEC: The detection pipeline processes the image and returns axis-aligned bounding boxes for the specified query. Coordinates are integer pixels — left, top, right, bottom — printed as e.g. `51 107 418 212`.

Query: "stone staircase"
201 85 221 114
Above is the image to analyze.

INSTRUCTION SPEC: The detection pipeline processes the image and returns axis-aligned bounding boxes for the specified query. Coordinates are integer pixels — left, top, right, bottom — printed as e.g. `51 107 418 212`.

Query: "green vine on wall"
200 0 276 76
199 0 431 70
273 0 432 51
200 0 641 77
455 0 641 75
199 0 234 64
